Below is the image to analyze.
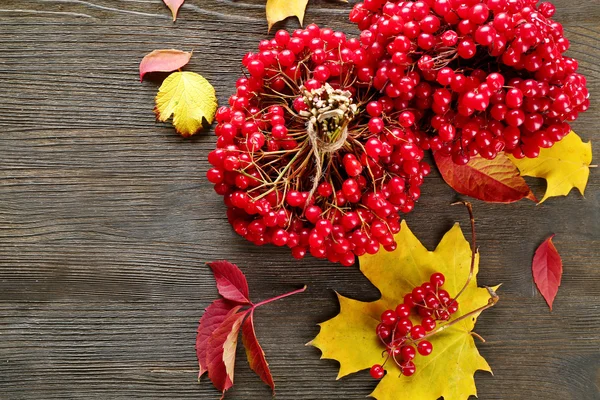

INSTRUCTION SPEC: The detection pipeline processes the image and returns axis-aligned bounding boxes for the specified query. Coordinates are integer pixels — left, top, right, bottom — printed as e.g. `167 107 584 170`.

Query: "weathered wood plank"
0 0 599 399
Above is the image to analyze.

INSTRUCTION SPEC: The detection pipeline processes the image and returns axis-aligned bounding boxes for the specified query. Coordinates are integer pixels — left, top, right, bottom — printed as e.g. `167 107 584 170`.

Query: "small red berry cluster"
350 0 589 164
370 272 459 379
208 24 430 265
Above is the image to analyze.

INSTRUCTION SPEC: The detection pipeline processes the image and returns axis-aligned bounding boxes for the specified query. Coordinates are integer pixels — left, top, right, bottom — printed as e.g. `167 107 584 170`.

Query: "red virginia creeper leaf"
532 234 563 310
242 311 275 394
163 0 184 21
196 299 236 378
434 152 537 203
207 307 248 397
208 261 252 305
139 49 192 81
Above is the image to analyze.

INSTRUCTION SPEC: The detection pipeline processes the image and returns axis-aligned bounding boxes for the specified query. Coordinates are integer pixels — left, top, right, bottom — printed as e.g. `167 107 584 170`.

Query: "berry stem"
450 201 476 302
471 331 486 342
251 285 307 310
416 286 499 342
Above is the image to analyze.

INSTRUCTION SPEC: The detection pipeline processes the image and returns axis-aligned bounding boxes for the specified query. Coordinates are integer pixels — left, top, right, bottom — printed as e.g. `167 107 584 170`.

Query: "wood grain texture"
0 0 599 399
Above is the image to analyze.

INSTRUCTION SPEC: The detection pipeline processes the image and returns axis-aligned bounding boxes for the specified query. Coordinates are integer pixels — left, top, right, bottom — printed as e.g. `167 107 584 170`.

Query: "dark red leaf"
208 261 252 305
532 234 563 310
434 152 536 203
139 49 192 81
242 311 275 393
206 307 248 397
196 299 236 378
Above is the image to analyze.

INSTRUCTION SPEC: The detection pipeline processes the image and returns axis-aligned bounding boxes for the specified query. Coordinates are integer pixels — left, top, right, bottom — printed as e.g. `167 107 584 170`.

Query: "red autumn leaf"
532 234 563 310
242 311 275 393
206 307 248 397
208 261 252 305
163 0 185 21
198 260 306 396
139 49 192 81
434 152 537 203
196 299 237 378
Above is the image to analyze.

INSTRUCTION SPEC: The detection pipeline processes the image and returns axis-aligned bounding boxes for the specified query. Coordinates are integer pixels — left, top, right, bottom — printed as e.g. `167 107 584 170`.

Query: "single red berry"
418 306 433 318
247 59 265 78
447 301 459 314
430 272 445 287
368 117 384 134
436 309 450 320
395 303 411 318
401 361 416 376
404 293 415 308
376 323 391 340
437 289 450 303
397 318 413 336
317 182 333 197
412 287 425 302
417 340 433 356
370 364 385 380
421 282 435 294
411 325 426 340
388 346 401 358
421 316 436 331
365 137 384 158
381 309 398 326
400 345 416 361
366 101 383 117
424 293 440 309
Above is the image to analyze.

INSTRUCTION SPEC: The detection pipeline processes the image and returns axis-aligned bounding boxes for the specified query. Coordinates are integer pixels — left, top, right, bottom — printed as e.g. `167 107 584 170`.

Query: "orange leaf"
434 152 536 203
242 311 275 393
532 234 563 310
163 0 184 21
139 49 192 81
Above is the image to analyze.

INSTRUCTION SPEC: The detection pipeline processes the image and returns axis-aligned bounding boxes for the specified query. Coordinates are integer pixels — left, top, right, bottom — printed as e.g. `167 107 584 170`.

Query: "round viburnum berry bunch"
207 24 431 265
350 0 589 164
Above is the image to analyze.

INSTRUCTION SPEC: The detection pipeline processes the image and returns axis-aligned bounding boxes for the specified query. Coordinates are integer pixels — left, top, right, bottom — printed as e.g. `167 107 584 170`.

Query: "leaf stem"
251 285 307 310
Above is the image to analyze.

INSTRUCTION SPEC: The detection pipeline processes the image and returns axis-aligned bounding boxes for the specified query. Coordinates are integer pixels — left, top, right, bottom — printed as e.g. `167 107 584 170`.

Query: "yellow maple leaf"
310 220 498 400
265 0 309 31
508 131 593 203
154 71 217 137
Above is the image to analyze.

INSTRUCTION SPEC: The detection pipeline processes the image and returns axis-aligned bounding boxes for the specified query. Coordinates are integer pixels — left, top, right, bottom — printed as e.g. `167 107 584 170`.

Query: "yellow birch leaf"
265 0 309 31
508 131 593 203
311 220 498 400
154 71 217 137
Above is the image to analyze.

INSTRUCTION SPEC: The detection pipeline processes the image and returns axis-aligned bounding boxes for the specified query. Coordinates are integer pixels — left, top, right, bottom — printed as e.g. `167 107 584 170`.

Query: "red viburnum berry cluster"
208 0 589 264
208 24 431 265
350 0 589 164
370 272 458 378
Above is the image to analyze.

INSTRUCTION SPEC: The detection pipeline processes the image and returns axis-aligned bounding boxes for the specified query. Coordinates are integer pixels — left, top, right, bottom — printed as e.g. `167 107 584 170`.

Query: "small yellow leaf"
508 131 593 203
154 71 217 137
266 0 309 31
311 221 497 400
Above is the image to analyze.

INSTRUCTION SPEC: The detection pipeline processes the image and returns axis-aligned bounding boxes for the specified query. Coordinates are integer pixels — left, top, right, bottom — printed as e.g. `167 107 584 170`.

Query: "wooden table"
1 1 598 399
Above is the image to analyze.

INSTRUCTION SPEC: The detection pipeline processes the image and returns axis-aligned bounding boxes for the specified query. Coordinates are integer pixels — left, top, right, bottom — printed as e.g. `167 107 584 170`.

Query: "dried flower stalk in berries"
350 0 589 164
208 24 431 265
